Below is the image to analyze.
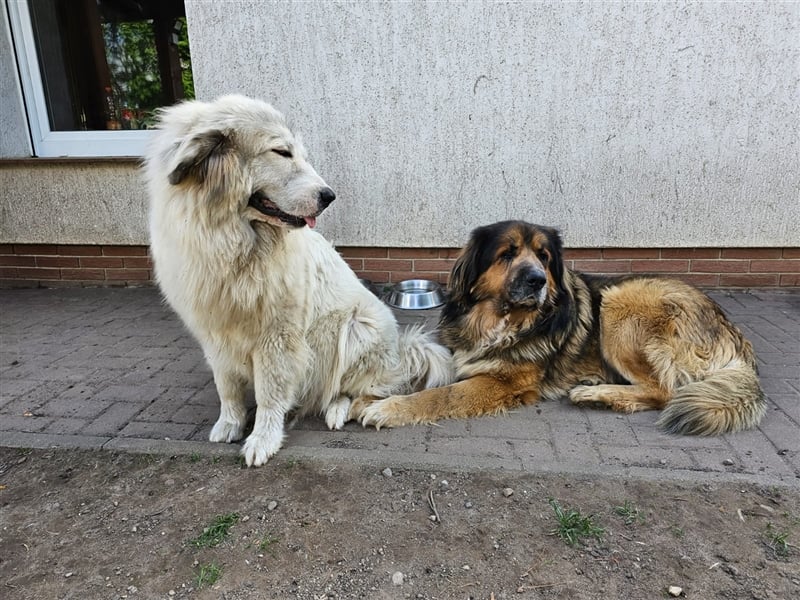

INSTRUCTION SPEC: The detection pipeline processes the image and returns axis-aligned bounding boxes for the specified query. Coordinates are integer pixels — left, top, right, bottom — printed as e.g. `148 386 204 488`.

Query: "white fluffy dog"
145 95 453 466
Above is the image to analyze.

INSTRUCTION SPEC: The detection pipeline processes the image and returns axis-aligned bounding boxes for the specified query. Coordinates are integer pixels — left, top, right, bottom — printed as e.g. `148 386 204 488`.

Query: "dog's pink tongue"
304 216 317 228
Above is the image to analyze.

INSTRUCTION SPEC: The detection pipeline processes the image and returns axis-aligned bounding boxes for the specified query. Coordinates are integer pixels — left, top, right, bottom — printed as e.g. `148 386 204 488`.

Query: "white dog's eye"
272 148 293 158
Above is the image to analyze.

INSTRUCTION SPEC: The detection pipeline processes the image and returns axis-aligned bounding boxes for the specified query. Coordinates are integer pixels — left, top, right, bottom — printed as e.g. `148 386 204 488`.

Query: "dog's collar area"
247 191 308 228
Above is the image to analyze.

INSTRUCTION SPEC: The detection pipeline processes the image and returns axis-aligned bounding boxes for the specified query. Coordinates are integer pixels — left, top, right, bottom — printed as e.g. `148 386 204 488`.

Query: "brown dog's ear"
167 129 234 186
541 225 566 291
447 224 497 306
447 241 477 306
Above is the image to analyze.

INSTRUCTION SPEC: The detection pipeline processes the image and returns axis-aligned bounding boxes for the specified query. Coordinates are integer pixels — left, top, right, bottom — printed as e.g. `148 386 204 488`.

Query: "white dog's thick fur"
145 95 453 466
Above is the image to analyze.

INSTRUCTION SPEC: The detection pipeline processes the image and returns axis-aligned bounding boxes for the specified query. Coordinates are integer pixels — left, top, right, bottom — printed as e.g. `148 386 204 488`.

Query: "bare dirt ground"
1 447 798 600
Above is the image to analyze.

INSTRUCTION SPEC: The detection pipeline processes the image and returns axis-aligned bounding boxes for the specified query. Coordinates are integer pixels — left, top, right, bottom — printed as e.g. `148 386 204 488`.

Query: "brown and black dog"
352 220 766 435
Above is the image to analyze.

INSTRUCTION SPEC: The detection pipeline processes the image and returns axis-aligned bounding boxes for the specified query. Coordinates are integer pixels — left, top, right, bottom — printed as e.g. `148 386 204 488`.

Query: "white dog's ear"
168 130 236 186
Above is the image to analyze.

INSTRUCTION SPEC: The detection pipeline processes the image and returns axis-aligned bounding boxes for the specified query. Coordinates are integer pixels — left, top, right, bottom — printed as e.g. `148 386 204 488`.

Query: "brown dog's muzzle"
508 265 547 305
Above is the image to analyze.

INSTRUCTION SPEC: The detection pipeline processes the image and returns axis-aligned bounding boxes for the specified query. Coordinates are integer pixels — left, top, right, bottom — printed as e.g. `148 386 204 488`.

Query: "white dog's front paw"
241 431 284 467
209 417 245 443
325 397 351 430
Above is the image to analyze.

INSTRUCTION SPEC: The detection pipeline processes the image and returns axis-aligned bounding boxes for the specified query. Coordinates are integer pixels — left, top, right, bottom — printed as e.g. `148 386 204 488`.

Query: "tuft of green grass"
670 525 685 538
195 562 222 588
189 513 240 548
189 452 202 463
549 498 605 546
765 523 790 557
258 533 280 556
613 500 644 525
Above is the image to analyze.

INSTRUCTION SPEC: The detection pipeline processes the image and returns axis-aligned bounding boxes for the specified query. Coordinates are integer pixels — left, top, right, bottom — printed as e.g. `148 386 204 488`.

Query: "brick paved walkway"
1 287 798 488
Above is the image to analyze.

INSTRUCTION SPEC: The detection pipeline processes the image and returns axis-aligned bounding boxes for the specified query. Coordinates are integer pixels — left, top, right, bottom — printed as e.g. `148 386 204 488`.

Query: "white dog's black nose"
318 187 336 208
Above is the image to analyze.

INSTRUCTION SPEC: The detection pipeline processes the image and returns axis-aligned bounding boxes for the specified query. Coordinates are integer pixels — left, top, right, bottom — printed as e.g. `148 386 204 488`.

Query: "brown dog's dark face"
444 221 566 321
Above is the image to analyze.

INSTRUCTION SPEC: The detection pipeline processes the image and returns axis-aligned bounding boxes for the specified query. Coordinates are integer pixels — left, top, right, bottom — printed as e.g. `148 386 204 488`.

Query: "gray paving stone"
0 286 798 488
41 397 109 419
0 379 39 404
171 402 220 425
81 402 148 436
0 415 54 433
727 429 798 479
93 384 165 404
42 417 89 435
758 410 800 452
185 386 221 408
552 428 601 466
583 412 639 445
117 421 198 441
510 439 557 465
135 389 198 422
466 411 551 439
1 431 110 450
597 444 696 471
0 381 69 415
189 424 215 442
426 435 521 461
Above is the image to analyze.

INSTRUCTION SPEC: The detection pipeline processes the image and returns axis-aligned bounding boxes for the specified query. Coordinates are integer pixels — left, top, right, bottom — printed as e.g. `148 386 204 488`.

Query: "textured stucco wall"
1 2 798 247
0 7 30 157
0 162 147 245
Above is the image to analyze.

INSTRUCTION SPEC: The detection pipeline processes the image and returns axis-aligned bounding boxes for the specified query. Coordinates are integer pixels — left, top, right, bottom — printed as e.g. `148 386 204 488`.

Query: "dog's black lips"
247 191 307 228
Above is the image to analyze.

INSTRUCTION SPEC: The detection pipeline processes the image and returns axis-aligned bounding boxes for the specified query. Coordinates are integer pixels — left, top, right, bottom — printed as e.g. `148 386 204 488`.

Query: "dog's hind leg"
209 370 248 443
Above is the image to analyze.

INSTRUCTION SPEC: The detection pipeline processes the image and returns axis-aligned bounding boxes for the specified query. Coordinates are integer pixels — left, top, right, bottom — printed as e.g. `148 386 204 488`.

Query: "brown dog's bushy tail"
398 325 455 391
657 359 766 435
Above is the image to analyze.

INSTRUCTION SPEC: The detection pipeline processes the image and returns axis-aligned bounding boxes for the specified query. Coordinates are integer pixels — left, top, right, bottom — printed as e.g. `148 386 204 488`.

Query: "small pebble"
722 459 735 466
464 501 473 509
168 591 175 597
392 571 404 586
267 501 278 511
428 515 437 522
668 585 683 597
502 488 514 497
64 572 73 578
462 565 470 571
440 479 449 488
382 468 393 478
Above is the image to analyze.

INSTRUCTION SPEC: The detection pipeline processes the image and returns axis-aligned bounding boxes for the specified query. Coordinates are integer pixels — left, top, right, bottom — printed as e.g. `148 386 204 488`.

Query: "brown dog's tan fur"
353 221 766 435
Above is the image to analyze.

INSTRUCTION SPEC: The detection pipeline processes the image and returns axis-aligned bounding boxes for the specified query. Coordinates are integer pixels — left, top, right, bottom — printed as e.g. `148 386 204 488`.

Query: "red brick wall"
0 244 152 287
1 244 798 288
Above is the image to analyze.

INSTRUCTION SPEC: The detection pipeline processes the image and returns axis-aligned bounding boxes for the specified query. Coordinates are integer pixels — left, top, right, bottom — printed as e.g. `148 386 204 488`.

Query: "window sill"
0 157 142 166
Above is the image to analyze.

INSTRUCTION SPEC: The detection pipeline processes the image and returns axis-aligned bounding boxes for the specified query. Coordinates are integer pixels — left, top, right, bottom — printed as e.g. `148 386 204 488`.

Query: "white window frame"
6 0 152 158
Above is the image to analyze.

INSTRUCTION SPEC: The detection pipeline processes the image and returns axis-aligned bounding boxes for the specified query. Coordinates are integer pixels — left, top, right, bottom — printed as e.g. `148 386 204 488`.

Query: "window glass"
25 0 194 132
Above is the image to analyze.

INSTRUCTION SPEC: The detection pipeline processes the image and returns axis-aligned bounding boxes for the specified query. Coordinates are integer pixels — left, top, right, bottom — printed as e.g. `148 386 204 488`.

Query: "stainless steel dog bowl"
385 279 445 310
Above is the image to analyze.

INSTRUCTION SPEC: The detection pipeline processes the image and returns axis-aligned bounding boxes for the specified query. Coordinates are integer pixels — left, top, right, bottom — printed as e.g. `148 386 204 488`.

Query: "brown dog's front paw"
357 396 409 430
348 395 376 423
568 385 598 404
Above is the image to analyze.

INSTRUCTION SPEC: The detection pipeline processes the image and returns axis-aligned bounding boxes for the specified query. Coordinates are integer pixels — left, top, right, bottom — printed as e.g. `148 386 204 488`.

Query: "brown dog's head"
443 221 567 326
